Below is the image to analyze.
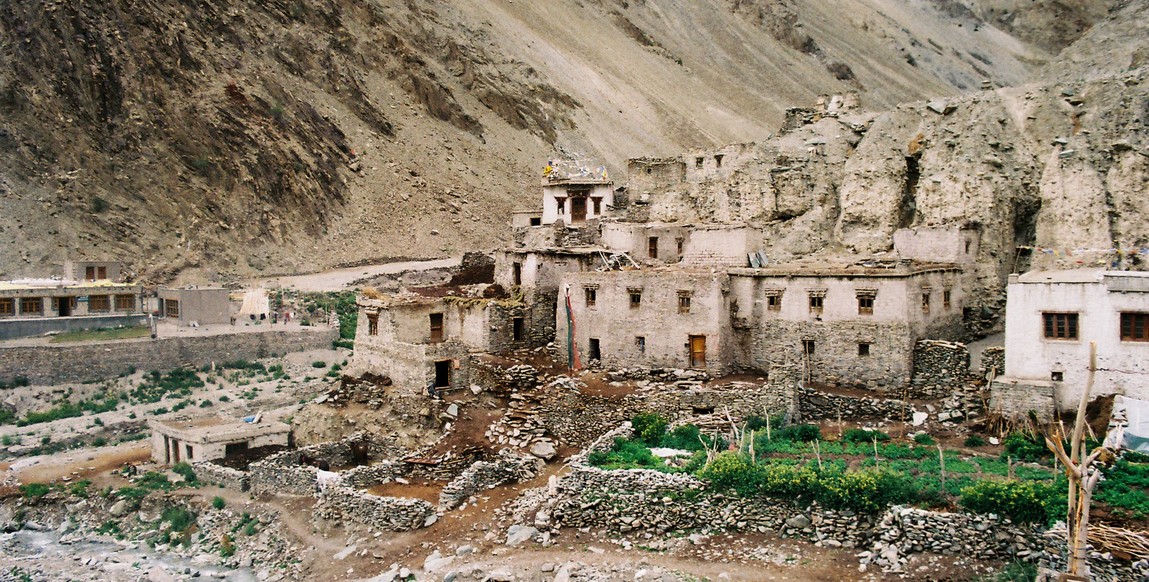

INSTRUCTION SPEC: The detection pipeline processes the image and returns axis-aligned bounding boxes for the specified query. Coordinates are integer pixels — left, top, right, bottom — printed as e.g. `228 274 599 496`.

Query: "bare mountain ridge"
0 0 1133 282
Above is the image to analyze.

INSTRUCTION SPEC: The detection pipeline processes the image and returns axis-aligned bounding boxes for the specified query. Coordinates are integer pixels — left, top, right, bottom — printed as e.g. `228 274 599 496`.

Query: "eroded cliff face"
0 0 1122 282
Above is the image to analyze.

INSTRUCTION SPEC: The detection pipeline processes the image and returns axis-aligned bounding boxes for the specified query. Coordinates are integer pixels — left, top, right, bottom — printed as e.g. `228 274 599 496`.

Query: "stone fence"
0 327 337 385
439 450 543 510
981 346 1005 377
470 360 539 395
314 485 436 532
192 461 250 492
796 385 913 422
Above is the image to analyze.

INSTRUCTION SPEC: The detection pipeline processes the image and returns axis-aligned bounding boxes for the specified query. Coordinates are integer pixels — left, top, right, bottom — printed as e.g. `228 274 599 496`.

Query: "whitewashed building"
993 269 1149 414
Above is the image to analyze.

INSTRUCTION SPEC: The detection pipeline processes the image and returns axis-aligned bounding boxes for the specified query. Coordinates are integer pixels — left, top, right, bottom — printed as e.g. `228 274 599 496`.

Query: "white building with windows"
995 269 1149 412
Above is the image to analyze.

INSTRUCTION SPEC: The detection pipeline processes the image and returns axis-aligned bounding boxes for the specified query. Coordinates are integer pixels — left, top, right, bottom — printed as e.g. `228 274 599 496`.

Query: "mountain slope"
0 0 1121 282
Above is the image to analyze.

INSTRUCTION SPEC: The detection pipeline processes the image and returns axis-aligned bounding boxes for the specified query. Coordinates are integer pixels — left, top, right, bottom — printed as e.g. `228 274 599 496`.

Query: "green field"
50 326 151 343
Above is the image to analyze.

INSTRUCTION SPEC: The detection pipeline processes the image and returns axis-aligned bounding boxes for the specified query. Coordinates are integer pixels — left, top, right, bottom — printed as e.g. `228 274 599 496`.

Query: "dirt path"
250 257 461 292
7 442 150 486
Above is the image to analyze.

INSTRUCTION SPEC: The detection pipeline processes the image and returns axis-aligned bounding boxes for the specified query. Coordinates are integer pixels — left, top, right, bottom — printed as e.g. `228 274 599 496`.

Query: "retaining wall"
192 461 250 492
314 485 436 531
438 450 542 510
0 327 337 385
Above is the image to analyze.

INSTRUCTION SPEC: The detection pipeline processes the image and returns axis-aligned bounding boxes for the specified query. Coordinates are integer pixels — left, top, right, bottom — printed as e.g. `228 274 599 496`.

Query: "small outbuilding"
149 415 291 465
157 287 231 326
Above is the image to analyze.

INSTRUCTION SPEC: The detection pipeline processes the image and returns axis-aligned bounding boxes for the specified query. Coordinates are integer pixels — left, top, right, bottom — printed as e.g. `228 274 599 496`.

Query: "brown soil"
366 480 443 503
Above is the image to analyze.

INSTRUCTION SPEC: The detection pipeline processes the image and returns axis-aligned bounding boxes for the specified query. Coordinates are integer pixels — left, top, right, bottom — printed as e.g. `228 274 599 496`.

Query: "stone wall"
340 461 407 489
797 385 914 422
989 380 1056 422
470 360 539 395
192 461 250 492
438 450 543 510
981 346 1005 377
1038 532 1149 581
314 485 436 531
0 327 337 385
909 340 973 399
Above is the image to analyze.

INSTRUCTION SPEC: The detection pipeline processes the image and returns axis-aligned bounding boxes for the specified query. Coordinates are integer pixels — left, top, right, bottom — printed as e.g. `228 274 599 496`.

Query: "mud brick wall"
0 327 337 385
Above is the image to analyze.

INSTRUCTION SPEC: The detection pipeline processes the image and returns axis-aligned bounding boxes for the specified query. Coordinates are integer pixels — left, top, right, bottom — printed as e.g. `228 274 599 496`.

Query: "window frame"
584 286 597 308
429 313 445 343
114 294 135 312
677 291 692 314
20 297 43 315
0 297 12 317
1042 312 1079 341
1120 312 1149 342
89 294 111 313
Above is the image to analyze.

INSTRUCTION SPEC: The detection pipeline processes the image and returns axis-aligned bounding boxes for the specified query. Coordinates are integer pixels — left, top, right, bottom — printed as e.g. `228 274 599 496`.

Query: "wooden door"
570 196 587 224
689 335 706 368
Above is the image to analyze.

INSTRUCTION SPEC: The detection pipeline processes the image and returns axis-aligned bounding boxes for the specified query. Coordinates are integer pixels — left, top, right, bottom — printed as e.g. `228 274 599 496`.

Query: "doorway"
58 297 72 317
434 360 451 388
689 335 706 368
570 197 587 224
588 338 601 362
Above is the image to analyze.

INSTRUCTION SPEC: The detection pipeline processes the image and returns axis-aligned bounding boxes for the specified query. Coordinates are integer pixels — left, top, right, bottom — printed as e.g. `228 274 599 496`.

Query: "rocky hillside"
0 0 1132 282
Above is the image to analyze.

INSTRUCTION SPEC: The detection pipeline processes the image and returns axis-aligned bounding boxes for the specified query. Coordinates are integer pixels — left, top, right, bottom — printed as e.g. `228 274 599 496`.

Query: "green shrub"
135 471 174 492
311 361 327 368
964 435 987 447
842 428 891 443
913 433 936 446
219 533 236 557
757 462 820 502
161 506 197 532
816 468 917 513
243 520 258 536
1001 432 1048 462
994 560 1037 582
587 438 668 470
212 496 226 510
631 413 669 446
19 482 51 500
700 452 763 496
68 480 91 498
658 424 723 451
172 462 197 485
773 424 821 443
959 479 1055 523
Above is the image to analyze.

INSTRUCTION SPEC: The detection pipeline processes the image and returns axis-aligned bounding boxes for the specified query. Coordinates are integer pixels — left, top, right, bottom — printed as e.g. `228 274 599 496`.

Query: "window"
858 343 870 357
114 294 135 311
554 197 566 215
165 299 180 318
965 240 971 254
676 237 685 255
714 154 724 168
592 197 602 216
943 289 952 310
89 295 110 312
802 339 815 355
635 336 646 353
0 298 12 317
1051 371 1064 382
856 289 876 315
677 291 692 314
512 317 524 341
429 313 444 342
85 266 96 281
629 288 642 309
1043 312 1079 340
20 297 42 315
512 262 522 286
695 156 704 168
765 290 783 311
367 313 379 336
921 289 931 314
808 291 825 314
1121 313 1149 342
588 338 601 361
529 217 541 226
648 236 659 259
584 286 597 307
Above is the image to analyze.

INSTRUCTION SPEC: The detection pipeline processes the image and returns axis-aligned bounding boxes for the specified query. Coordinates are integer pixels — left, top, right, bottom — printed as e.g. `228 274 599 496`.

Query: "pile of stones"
605 367 711 386
485 391 552 452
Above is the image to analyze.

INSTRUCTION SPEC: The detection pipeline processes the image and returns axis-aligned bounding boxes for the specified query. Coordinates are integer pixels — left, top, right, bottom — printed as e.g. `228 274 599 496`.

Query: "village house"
156 286 232 327
991 269 1149 415
0 260 145 340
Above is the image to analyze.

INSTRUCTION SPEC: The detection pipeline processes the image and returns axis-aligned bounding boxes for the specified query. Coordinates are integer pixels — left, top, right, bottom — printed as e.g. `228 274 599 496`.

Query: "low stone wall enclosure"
0 327 338 385
544 424 1146 578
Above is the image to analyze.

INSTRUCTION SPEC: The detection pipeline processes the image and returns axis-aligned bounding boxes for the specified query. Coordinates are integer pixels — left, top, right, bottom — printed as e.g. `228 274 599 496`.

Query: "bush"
959 479 1055 523
913 433 936 446
172 462 197 485
219 533 236 557
700 452 763 496
587 438 667 471
1002 432 1048 462
773 424 821 443
631 413 668 446
964 435 987 448
162 506 197 532
19 483 51 500
212 496 226 510
311 361 327 368
842 428 891 443
817 468 918 513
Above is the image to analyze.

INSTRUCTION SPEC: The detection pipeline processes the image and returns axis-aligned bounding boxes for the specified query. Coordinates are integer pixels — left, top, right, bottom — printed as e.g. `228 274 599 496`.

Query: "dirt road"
251 257 461 292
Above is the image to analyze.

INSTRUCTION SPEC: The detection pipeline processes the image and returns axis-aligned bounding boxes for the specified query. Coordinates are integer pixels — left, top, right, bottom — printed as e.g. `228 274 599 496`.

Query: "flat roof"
730 258 959 278
150 415 291 444
0 279 139 291
1016 269 1149 284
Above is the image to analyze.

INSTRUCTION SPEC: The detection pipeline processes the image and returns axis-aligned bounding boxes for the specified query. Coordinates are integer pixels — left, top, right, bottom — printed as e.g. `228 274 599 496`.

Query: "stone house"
558 258 963 390
992 269 1149 414
540 165 613 226
63 259 124 282
349 290 527 394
